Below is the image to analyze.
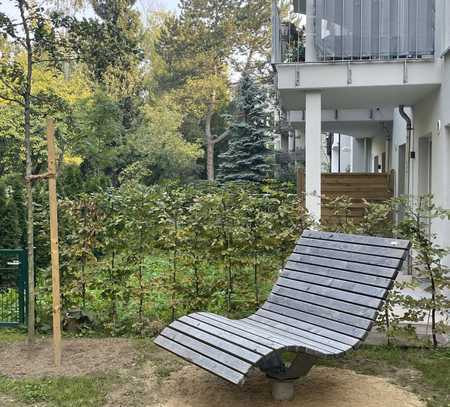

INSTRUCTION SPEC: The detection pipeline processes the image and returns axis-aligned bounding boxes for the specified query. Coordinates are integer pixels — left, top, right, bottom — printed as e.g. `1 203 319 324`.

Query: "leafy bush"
31 184 450 345
34 180 310 335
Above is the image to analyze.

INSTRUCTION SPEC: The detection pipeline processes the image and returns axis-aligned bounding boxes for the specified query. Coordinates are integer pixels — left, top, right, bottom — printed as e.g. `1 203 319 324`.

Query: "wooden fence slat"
297 171 395 226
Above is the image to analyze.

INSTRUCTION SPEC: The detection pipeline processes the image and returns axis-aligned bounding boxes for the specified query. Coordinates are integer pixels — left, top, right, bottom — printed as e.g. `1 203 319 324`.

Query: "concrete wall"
370 135 386 173
391 108 409 196
411 59 450 264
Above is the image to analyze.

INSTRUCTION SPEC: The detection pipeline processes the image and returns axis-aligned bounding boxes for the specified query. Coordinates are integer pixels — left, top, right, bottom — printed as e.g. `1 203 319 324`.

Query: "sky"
0 0 179 21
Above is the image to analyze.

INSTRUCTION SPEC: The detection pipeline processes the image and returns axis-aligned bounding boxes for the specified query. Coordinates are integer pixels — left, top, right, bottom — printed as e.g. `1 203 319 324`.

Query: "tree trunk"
204 101 231 181
20 0 35 344
206 140 215 181
205 104 215 181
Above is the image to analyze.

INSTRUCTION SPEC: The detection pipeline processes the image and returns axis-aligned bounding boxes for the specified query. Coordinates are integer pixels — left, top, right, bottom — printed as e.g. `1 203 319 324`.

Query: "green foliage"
394 195 450 348
217 74 272 183
0 177 24 249
128 97 202 183
32 181 309 335
319 194 450 347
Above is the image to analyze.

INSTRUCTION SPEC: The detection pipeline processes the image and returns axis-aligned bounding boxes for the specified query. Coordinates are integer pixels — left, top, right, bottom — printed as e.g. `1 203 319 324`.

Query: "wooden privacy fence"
297 170 395 225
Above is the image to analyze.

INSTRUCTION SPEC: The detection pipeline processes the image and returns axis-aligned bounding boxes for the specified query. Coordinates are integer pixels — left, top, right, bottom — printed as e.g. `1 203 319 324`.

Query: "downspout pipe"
399 105 413 197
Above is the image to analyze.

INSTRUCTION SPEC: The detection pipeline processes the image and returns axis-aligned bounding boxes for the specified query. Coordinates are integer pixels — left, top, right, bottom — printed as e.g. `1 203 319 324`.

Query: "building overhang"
276 60 442 110
288 108 394 123
287 109 394 137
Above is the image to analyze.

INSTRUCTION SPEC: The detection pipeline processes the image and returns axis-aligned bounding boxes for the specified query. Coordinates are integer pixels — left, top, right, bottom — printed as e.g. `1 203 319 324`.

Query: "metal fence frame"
0 249 28 327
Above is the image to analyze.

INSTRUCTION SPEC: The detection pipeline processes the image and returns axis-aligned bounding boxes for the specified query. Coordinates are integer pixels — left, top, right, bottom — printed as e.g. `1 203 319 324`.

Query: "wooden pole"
47 118 62 367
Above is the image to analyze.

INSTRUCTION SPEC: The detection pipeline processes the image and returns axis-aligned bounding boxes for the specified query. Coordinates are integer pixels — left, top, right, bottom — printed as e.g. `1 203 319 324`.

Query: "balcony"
312 0 435 62
273 0 436 64
272 2 305 64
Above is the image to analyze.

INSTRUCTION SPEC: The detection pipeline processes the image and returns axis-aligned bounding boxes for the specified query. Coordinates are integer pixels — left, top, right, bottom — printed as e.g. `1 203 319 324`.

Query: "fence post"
297 169 305 197
47 118 62 367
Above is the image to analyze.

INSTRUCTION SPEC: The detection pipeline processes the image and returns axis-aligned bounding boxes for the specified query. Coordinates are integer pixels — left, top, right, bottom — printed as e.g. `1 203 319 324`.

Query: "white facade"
273 0 450 262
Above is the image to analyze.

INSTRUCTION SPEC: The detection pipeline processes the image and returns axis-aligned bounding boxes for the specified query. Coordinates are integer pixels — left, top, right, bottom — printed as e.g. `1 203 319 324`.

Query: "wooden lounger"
154 230 410 392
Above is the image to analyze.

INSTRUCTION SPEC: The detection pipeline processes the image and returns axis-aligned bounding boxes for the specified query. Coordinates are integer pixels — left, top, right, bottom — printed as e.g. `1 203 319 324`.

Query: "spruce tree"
217 74 272 183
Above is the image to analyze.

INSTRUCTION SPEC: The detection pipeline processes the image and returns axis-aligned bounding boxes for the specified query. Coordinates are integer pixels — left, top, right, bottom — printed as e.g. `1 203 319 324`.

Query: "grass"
319 345 450 407
0 329 27 343
0 375 116 407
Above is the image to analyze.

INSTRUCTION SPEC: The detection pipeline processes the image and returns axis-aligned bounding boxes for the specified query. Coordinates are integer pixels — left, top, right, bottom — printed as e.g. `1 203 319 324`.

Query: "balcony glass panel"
313 0 435 61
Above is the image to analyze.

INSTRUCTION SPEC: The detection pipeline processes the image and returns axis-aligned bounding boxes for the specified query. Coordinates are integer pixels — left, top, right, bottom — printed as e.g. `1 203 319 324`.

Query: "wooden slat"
323 192 392 199
193 313 292 349
154 336 244 384
160 328 252 374
288 253 398 279
297 237 406 259
276 276 383 305
261 302 367 339
199 313 338 355
253 309 359 347
171 320 263 363
280 269 387 298
180 315 275 354
302 230 410 250
269 290 375 328
323 185 390 192
283 261 393 288
293 245 401 268
242 316 349 353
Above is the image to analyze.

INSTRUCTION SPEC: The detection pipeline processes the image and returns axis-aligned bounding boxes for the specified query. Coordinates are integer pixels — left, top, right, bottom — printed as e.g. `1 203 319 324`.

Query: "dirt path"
0 394 26 407
0 338 137 378
0 338 426 407
148 364 425 407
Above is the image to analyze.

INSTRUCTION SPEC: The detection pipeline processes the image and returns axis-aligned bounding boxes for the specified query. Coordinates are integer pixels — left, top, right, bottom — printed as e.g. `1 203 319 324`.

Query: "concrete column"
305 91 322 221
288 130 295 152
305 0 317 62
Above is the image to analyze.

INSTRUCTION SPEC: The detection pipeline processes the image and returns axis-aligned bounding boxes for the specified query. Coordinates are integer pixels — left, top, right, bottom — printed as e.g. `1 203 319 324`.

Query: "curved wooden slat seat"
154 230 411 386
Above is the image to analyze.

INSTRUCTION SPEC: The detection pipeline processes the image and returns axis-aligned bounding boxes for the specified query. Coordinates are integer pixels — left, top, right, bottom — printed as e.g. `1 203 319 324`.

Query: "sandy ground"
149 364 425 407
0 338 137 378
0 339 425 406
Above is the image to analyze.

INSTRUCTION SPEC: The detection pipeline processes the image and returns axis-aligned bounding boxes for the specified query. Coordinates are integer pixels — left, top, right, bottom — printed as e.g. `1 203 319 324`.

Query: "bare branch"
0 93 25 106
211 129 230 145
0 75 22 95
